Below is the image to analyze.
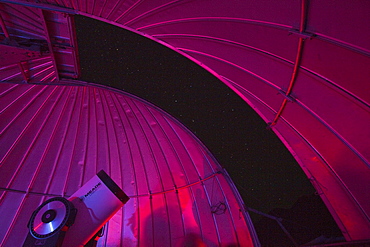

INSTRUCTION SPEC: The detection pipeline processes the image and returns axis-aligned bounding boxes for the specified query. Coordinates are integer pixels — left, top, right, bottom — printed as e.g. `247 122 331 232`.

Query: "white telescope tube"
62 170 129 246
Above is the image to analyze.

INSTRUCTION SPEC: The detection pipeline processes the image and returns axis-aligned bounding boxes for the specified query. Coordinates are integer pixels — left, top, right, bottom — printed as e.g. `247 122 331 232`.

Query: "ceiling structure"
0 0 369 245
0 81 257 246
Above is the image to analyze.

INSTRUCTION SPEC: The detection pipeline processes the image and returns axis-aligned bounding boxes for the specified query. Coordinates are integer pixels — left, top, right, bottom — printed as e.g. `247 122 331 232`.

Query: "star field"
75 15 314 215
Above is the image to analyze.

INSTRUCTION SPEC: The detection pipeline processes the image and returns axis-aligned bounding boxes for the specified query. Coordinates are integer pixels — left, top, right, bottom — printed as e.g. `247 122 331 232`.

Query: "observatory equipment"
23 197 77 247
23 170 129 247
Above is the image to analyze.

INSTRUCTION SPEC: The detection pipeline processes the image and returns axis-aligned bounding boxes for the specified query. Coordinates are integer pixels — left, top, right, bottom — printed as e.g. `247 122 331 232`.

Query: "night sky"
75 15 315 217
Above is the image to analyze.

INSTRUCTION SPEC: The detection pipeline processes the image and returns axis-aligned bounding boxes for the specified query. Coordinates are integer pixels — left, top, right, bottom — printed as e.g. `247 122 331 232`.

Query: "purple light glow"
0 82 256 246
0 0 369 245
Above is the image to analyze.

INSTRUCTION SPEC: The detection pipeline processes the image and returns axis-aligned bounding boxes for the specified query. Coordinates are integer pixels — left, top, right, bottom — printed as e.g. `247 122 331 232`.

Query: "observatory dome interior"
0 0 369 246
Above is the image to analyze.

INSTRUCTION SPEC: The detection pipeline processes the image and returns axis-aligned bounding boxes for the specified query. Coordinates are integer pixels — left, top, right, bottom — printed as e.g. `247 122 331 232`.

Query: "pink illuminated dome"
0 0 369 246
0 82 257 246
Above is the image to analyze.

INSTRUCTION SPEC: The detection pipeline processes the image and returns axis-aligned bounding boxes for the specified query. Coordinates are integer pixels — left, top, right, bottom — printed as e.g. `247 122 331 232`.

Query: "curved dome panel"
72 1 369 241
0 82 257 246
1 0 369 244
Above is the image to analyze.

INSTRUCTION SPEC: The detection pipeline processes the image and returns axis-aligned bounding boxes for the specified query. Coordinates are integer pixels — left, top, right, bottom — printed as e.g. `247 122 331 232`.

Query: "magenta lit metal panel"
0 2 79 82
0 0 370 243
0 82 257 246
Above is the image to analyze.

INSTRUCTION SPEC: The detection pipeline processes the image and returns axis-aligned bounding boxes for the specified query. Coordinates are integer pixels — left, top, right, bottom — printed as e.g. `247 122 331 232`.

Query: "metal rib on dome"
0 0 370 244
0 81 257 246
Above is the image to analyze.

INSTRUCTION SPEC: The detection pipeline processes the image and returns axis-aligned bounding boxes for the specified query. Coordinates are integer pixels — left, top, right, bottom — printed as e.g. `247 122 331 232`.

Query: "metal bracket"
278 89 297 102
289 29 315 40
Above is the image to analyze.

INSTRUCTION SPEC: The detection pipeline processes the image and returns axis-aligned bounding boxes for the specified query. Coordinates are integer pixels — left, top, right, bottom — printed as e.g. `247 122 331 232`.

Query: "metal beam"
0 10 10 38
0 0 77 14
39 8 59 82
269 0 309 127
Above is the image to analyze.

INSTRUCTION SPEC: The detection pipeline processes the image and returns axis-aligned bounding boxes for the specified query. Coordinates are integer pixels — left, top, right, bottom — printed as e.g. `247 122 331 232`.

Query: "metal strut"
0 10 10 38
247 207 300 247
269 0 309 127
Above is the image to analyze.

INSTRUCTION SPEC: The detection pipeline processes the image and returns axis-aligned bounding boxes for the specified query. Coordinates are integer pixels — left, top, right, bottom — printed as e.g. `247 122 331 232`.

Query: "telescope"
23 170 129 247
